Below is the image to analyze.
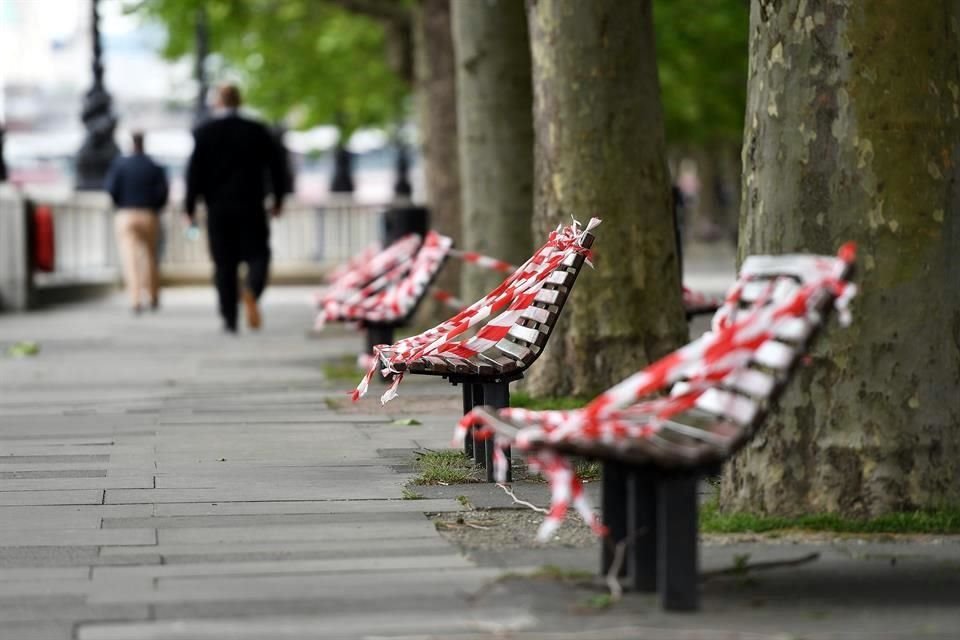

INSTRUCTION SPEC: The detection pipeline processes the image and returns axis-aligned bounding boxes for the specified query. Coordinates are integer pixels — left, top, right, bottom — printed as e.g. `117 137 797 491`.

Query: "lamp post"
393 138 412 200
0 127 7 184
75 0 119 191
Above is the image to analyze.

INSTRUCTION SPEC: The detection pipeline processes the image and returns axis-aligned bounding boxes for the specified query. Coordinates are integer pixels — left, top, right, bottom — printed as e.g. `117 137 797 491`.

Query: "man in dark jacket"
105 131 169 313
185 84 286 333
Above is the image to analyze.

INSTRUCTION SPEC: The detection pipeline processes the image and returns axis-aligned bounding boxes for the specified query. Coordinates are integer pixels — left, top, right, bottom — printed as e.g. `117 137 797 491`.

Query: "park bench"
353 218 601 481
457 243 857 610
315 231 453 358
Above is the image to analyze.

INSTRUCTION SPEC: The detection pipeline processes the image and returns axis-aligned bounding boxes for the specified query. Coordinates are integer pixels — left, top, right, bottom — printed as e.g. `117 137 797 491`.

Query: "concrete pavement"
1 284 958 639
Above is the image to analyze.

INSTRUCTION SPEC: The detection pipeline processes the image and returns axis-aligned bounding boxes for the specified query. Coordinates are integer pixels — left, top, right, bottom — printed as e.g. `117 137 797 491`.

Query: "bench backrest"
408 233 594 378
354 230 453 325
470 245 856 469
315 233 425 327
354 218 600 402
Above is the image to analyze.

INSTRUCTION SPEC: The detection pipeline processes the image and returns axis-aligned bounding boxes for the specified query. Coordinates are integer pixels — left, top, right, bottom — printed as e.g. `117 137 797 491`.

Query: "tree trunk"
452 0 534 303
722 1 960 517
523 0 687 398
414 0 461 306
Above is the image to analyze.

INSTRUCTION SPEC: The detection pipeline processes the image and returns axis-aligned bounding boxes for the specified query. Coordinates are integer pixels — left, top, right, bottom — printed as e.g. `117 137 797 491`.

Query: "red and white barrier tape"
456 243 857 540
353 218 601 405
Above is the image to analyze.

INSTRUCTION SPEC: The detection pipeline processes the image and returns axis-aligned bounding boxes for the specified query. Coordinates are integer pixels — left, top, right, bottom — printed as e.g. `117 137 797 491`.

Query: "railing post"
0 188 33 311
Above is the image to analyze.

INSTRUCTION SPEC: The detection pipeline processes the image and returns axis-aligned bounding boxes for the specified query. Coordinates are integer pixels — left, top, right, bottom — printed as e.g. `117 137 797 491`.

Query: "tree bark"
414 0 461 304
722 0 960 517
523 0 687 398
452 0 534 303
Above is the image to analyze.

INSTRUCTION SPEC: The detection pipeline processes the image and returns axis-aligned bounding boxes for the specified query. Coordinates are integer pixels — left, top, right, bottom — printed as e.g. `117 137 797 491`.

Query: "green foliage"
654 0 749 145
129 0 409 132
510 391 589 411
412 450 477 485
700 500 960 534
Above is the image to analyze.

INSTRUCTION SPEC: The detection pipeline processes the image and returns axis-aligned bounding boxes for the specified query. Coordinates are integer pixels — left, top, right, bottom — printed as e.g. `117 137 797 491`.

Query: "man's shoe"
242 289 262 330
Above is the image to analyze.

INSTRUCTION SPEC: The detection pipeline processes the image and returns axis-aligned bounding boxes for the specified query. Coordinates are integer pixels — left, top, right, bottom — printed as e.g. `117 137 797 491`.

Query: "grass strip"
412 450 478 485
700 500 960 535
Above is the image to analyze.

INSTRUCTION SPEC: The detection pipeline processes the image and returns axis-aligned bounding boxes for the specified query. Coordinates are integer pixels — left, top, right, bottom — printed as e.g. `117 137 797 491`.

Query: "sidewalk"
1 287 958 639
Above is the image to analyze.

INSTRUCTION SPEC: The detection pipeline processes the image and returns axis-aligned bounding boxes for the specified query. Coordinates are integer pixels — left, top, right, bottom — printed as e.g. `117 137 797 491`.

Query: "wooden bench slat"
753 340 795 369
495 338 531 363
508 324 543 345
521 306 552 325
722 368 775 398
774 317 813 342
546 270 574 286
535 289 562 305
694 388 759 425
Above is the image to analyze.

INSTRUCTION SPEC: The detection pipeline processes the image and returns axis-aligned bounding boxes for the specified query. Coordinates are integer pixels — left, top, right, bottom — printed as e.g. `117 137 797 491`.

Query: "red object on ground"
33 205 55 272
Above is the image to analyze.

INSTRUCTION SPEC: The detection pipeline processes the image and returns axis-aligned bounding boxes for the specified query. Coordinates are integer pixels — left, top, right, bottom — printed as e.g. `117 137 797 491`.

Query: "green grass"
530 565 594 582
509 391 590 411
321 356 363 382
573 459 602 482
699 499 960 535
412 450 478 485
401 487 425 500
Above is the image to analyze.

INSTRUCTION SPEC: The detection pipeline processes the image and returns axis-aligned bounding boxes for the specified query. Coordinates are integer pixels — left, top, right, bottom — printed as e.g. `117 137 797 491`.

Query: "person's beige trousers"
114 209 160 308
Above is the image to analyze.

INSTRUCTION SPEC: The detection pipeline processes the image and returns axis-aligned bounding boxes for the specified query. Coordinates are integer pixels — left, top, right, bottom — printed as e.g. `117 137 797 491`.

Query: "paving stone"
151 498 462 517
99 537 453 559
102 510 433 529
0 601 149 623
0 620 74 639
91 554 473 580
0 528 155 547
0 490 104 506
86 566 504 604
0 567 90 581
0 455 110 465
0 469 108 479
76 607 537 640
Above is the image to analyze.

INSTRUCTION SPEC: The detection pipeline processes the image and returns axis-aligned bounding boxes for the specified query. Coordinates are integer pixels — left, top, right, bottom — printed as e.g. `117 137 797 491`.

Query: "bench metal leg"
481 381 511 483
365 325 394 354
365 325 394 382
657 473 699 611
601 461 629 577
460 383 475 458
470 384 485 468
627 466 658 592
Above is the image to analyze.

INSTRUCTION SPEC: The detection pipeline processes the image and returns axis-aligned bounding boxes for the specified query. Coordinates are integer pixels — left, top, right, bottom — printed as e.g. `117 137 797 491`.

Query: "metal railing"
33 192 118 287
159 200 385 276
18 191 387 282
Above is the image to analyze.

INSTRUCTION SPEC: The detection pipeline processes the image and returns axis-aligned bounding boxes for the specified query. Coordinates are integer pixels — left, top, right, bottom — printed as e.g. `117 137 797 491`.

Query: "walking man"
105 131 168 313
185 84 286 333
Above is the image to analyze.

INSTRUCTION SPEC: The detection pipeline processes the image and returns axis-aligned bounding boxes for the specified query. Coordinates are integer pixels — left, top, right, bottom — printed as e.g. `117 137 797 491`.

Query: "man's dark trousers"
207 207 270 332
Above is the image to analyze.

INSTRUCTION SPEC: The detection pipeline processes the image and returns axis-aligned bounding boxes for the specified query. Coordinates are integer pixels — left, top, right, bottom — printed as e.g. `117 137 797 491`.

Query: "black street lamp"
75 0 119 191
0 126 7 183
393 138 412 200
